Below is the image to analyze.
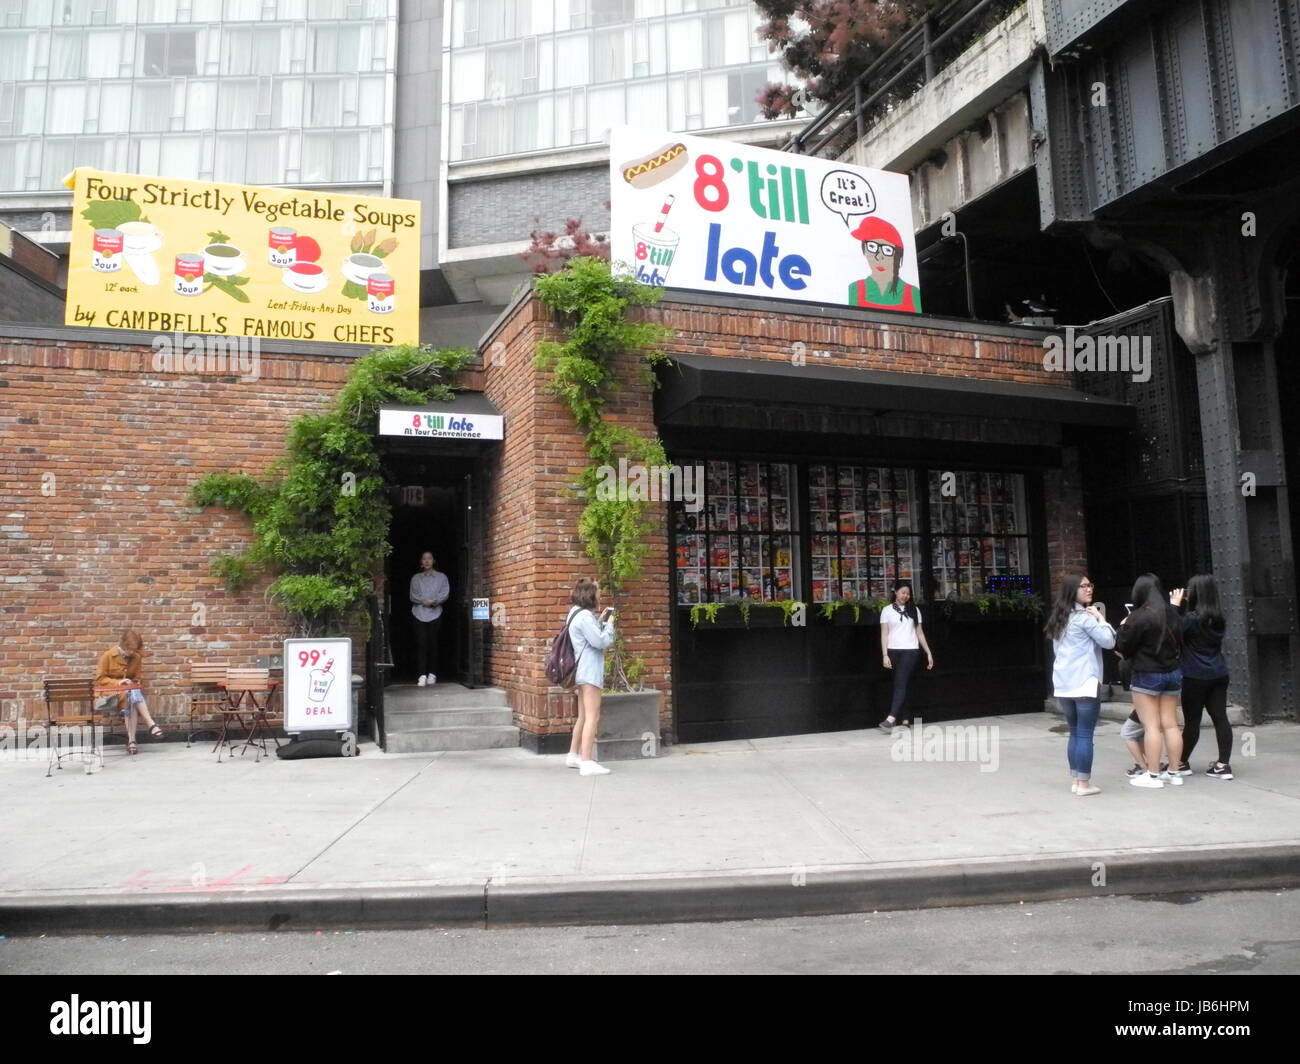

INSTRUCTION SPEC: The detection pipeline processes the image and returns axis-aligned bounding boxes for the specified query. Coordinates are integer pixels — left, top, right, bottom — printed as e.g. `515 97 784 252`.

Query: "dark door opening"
386 474 468 686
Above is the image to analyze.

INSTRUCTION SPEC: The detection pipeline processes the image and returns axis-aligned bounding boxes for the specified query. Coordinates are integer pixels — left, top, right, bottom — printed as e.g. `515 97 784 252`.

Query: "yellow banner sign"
63 168 419 346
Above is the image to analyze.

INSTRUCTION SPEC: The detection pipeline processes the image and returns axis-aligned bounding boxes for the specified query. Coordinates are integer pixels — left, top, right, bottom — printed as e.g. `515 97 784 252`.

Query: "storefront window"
810 463 919 602
674 460 1034 608
927 470 1029 599
674 459 799 604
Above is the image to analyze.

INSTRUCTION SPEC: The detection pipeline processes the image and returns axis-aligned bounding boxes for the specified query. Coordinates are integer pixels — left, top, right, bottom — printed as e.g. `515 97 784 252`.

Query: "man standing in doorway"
410 550 450 686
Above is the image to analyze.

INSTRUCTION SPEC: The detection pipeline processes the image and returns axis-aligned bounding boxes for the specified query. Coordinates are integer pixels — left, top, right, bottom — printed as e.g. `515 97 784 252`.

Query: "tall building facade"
0 0 397 249
435 0 794 310
445 0 780 162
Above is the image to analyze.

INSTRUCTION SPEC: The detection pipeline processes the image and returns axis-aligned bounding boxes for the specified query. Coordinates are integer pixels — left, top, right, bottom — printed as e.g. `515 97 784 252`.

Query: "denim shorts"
1131 669 1182 696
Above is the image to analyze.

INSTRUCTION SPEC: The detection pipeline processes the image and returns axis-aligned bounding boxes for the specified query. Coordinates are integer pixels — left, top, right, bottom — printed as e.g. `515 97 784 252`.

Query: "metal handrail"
786 0 1024 158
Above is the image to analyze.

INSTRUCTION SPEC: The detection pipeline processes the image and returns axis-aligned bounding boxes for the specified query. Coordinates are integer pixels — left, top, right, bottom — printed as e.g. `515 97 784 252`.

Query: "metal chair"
186 661 229 747
42 678 103 775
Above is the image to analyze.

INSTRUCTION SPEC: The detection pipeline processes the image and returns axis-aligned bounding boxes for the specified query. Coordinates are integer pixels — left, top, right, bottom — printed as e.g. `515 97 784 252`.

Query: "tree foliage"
755 0 942 119
521 214 611 275
189 344 475 636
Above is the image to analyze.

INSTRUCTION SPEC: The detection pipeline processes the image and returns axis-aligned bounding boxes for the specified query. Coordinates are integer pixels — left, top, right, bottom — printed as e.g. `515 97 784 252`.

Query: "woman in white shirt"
878 580 934 731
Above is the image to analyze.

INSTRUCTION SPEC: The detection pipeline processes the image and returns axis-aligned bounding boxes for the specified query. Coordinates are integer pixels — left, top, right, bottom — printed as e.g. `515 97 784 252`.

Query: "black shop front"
658 355 1134 743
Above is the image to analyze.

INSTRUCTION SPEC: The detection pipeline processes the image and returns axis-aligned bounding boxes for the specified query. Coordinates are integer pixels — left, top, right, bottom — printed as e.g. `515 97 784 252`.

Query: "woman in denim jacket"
564 577 617 777
1044 575 1115 796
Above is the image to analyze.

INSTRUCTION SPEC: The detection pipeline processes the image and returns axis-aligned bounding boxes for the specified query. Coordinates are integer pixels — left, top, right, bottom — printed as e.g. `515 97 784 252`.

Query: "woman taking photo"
1044 575 1115 796
878 580 934 731
94 630 162 755
1115 573 1184 788
1172 574 1233 779
565 578 617 777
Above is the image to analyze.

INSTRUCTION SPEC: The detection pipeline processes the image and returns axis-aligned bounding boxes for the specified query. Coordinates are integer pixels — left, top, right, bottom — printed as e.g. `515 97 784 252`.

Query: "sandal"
126 741 139 755
149 725 164 739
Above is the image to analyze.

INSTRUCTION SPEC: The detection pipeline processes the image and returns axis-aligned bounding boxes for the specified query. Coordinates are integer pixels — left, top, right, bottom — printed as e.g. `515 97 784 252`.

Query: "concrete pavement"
2 712 1298 934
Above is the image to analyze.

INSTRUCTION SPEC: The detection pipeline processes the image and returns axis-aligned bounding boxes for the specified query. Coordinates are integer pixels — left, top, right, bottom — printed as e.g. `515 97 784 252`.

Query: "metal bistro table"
215 668 282 762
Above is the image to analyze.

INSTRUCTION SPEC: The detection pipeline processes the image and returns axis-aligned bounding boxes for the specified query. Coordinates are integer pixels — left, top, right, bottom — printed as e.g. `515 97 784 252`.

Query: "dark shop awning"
655 354 1136 429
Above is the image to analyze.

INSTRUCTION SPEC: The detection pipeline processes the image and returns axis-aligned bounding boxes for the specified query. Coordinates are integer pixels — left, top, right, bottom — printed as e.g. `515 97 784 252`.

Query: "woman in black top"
1171 574 1233 779
1115 573 1184 788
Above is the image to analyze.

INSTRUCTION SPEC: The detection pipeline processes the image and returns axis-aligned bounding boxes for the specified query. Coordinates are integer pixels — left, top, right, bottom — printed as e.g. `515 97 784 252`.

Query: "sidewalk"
2 713 1298 933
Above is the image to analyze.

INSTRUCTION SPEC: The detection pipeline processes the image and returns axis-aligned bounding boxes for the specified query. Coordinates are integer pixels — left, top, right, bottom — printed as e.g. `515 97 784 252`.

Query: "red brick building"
1 291 1131 748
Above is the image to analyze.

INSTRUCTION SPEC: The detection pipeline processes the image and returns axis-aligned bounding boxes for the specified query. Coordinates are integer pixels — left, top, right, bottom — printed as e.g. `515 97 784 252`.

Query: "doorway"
387 480 465 685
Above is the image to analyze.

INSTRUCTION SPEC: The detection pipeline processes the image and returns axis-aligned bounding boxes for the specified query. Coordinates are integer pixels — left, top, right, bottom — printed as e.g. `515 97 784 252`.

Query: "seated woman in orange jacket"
95 630 163 754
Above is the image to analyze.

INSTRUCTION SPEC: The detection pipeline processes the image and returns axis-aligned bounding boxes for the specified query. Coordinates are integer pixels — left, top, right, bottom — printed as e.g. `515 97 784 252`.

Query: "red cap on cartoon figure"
850 216 904 245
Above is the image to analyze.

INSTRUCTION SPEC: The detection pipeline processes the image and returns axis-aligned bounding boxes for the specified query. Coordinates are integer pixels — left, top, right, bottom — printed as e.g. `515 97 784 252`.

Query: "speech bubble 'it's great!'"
821 170 876 226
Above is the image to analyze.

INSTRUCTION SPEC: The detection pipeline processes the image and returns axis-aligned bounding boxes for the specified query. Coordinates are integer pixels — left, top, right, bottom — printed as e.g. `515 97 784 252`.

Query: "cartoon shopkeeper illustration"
846 216 922 313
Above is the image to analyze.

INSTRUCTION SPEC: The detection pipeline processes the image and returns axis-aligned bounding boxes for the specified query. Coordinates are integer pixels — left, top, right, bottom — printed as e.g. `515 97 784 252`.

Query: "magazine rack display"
675 459 798 605
929 470 1029 599
810 464 918 602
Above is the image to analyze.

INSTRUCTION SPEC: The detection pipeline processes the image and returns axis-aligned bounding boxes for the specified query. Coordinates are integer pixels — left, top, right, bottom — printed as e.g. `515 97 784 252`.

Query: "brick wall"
0 335 362 728
3 294 1086 743
1044 445 1089 591
478 297 672 738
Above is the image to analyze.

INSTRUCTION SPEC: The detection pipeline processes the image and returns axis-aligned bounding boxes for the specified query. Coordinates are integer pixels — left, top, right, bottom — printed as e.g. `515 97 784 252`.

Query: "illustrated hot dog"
621 143 688 188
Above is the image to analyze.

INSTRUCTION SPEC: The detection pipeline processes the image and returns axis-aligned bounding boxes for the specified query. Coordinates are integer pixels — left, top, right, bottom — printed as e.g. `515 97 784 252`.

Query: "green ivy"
189 343 475 636
533 257 672 690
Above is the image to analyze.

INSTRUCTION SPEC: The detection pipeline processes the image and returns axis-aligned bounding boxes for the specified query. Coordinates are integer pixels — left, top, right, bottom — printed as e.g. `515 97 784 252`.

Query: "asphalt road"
2 888 1297 975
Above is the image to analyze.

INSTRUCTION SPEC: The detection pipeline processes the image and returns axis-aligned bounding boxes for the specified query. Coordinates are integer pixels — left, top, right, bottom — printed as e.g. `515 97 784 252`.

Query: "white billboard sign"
609 126 922 313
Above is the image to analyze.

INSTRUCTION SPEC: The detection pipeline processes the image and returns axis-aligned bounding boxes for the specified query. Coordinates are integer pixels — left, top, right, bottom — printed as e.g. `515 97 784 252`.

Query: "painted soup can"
173 254 205 296
367 272 395 314
92 229 123 272
269 227 297 268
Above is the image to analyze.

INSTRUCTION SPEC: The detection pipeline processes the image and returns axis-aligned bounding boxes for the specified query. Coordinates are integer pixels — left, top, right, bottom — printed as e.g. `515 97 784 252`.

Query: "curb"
3 845 1298 935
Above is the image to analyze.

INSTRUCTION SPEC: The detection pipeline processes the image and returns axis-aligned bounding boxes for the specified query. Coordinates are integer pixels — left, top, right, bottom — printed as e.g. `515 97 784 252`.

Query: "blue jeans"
1058 696 1101 779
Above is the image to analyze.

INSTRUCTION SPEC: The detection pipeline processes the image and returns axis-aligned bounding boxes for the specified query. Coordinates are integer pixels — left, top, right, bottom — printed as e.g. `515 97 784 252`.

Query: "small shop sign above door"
378 408 504 440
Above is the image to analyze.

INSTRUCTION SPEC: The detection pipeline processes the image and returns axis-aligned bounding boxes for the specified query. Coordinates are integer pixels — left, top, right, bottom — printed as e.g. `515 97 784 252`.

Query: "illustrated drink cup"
308 667 334 702
92 229 123 272
367 273 395 314
269 227 297 268
631 222 679 287
173 254 204 296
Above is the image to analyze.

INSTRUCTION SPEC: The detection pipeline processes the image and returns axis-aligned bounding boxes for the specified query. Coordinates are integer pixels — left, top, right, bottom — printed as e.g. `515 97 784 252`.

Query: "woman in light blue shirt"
565 577 616 776
1044 574 1115 796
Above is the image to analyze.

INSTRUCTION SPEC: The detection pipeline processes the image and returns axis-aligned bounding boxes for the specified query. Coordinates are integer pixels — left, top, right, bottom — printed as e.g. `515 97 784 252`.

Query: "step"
386 706 515 728
383 685 510 710
384 724 520 754
1043 699 1247 726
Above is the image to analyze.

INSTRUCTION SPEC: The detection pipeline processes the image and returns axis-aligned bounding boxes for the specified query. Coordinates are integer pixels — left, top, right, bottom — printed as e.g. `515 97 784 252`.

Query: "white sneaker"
1157 769 1184 786
417 675 427 687
565 752 581 768
1130 773 1164 788
427 674 437 685
1071 781 1079 794
579 760 611 776
1075 784 1101 797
